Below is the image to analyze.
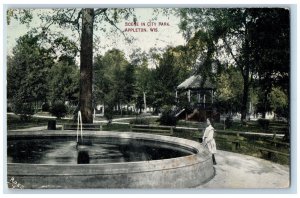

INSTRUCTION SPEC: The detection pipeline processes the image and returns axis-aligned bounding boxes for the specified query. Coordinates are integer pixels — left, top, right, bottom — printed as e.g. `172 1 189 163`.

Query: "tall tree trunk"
241 75 249 122
80 9 94 123
241 20 250 123
143 91 147 113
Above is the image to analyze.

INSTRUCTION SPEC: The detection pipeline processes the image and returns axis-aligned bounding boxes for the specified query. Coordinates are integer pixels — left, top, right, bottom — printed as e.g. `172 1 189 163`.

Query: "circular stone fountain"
7 130 215 188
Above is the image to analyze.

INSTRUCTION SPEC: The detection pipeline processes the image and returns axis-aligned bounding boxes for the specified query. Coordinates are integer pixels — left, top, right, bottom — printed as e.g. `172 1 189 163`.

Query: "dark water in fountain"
7 136 195 164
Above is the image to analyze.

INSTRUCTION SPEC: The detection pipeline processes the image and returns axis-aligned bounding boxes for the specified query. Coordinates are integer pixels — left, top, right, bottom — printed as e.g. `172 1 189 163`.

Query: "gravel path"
198 150 289 188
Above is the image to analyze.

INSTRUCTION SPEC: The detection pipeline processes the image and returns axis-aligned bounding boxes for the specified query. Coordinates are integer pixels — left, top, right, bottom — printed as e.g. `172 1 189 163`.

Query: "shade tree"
8 8 137 123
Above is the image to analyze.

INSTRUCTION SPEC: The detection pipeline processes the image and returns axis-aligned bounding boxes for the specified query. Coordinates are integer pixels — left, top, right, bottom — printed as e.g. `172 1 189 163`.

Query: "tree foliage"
215 67 243 113
178 8 290 120
269 87 289 118
48 61 79 104
93 49 135 115
131 50 153 112
7 33 54 117
249 9 290 117
7 31 80 118
8 8 137 123
152 47 189 110
8 8 290 122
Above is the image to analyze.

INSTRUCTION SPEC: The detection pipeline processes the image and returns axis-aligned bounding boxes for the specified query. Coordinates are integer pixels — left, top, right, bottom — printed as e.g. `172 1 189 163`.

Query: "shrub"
50 102 67 119
41 103 50 111
104 106 114 124
159 106 177 126
12 101 35 121
67 105 77 115
7 105 12 112
257 119 270 131
129 118 150 125
225 116 233 129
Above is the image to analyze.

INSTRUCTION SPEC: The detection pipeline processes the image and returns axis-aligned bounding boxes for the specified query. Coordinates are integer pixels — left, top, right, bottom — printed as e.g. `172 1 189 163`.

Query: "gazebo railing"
193 102 214 110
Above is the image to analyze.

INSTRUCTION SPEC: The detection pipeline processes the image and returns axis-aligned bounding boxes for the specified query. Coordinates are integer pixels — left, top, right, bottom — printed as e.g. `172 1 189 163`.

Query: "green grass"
7 114 73 130
34 111 52 116
102 123 131 131
7 114 52 130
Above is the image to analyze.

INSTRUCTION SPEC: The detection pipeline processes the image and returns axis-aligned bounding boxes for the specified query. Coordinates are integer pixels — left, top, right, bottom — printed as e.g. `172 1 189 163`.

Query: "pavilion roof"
177 74 215 90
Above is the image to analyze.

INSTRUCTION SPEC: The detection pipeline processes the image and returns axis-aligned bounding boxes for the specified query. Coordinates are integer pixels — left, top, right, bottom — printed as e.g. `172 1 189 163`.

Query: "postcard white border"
1 0 298 196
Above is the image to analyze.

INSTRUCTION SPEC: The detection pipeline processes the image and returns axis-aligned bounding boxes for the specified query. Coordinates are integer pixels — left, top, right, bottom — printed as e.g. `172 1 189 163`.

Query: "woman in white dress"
202 118 217 165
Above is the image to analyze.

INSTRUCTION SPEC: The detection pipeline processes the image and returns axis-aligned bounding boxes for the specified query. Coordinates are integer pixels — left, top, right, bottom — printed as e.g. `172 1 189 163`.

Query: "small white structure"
94 104 104 118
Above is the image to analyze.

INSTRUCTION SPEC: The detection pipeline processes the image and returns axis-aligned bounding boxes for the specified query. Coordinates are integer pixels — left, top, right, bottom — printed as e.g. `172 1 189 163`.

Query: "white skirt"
204 139 217 154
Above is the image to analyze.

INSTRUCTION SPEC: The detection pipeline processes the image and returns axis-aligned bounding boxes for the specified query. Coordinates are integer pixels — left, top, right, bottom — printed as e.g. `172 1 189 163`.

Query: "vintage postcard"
5 5 293 191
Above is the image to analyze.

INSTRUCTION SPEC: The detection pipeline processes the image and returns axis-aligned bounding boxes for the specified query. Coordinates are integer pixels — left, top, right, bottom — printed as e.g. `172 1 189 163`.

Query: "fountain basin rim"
8 130 211 176
7 130 215 188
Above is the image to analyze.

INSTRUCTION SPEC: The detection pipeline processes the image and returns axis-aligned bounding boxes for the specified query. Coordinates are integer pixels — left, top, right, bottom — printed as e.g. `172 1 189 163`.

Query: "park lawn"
7 114 53 130
6 113 73 130
102 123 131 131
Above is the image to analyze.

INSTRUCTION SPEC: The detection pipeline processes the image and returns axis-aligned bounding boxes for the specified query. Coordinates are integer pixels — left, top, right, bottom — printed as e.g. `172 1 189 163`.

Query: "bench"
231 140 241 151
257 147 290 159
215 137 242 151
130 124 174 136
265 139 290 148
62 123 103 131
214 130 245 151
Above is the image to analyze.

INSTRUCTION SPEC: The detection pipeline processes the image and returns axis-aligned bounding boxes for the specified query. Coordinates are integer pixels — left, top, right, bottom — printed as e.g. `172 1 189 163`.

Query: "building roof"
177 74 215 90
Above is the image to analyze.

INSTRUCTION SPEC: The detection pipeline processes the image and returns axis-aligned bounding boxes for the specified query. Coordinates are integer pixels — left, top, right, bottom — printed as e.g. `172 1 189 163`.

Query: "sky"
6 8 187 63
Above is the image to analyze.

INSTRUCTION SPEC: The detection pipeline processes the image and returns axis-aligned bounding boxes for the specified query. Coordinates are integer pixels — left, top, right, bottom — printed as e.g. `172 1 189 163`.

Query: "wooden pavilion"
176 74 219 122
